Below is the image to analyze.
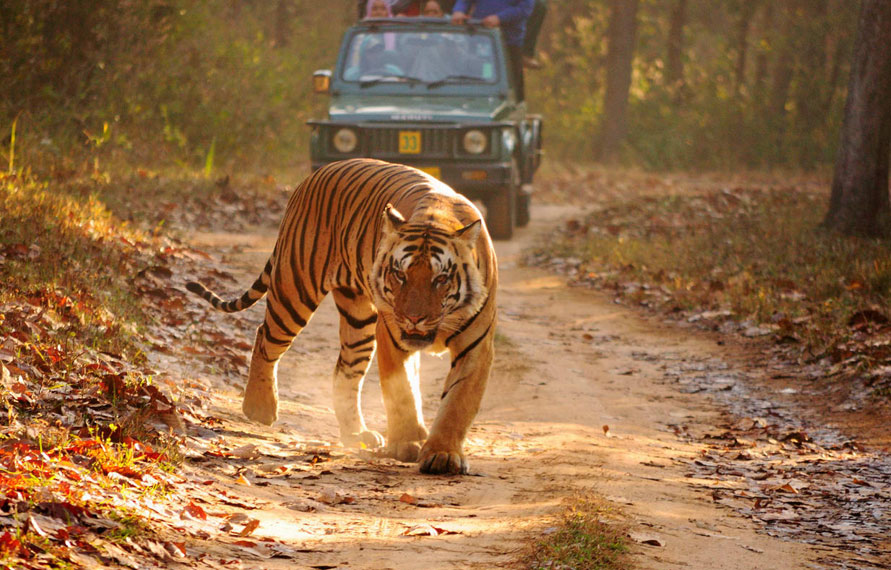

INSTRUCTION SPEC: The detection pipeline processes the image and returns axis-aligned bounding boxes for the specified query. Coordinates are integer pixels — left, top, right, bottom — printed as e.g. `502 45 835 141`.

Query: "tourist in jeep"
451 0 533 99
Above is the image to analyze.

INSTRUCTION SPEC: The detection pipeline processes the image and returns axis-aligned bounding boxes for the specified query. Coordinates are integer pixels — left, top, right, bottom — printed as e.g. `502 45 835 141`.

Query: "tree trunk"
664 0 686 87
733 1 757 95
273 0 295 48
823 0 891 237
753 2 773 96
821 37 845 117
598 0 639 161
792 0 829 139
769 4 795 118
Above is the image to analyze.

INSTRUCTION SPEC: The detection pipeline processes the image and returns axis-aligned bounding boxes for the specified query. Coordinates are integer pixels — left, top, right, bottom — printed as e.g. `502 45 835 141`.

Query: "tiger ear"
454 219 482 245
382 204 406 233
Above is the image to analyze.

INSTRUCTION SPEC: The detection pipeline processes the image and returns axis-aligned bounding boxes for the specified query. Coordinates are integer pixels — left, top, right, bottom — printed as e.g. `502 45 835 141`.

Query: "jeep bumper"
310 159 511 194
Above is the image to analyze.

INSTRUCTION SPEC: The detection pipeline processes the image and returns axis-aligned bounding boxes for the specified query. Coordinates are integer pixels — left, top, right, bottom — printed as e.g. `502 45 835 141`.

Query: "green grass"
526 494 630 570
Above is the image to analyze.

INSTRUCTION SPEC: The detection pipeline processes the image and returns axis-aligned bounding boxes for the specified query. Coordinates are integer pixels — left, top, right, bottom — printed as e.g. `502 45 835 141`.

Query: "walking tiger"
186 159 497 474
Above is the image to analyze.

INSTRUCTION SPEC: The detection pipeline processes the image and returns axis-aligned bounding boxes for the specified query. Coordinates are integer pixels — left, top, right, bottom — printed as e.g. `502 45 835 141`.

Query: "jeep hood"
328 94 512 123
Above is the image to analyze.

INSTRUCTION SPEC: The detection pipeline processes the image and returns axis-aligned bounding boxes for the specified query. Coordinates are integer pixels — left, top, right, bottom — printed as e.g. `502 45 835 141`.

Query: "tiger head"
371 204 487 351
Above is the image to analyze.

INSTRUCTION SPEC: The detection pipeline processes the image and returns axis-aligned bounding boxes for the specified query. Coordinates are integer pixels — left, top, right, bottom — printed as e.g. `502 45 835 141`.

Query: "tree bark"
769 4 795 118
664 0 686 87
733 0 757 95
753 2 773 96
792 0 829 139
823 0 891 237
274 0 292 48
598 0 639 161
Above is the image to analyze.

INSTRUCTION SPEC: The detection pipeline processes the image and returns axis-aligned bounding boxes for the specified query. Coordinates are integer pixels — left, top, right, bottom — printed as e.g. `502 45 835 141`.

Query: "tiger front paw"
418 445 468 475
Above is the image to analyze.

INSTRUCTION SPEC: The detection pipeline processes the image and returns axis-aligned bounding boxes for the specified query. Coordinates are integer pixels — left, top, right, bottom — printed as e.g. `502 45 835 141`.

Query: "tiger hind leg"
243 323 289 425
332 289 385 449
243 289 316 425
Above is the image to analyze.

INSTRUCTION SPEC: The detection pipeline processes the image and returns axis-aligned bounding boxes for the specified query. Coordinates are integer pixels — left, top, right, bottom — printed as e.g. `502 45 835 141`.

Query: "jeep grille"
366 127 452 157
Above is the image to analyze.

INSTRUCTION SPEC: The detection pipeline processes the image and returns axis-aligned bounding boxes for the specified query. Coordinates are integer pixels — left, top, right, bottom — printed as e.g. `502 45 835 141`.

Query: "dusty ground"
164 203 887 569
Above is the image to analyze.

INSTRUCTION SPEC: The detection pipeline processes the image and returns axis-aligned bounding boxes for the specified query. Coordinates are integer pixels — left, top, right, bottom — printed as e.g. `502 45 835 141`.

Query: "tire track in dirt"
178 205 842 569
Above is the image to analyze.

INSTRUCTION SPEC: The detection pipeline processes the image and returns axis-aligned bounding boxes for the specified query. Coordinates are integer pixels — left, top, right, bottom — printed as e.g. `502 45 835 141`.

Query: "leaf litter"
527 171 891 416
659 356 891 569
0 176 303 568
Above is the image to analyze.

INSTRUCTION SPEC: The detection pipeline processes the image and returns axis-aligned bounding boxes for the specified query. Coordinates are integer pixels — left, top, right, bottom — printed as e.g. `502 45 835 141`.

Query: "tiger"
186 158 497 475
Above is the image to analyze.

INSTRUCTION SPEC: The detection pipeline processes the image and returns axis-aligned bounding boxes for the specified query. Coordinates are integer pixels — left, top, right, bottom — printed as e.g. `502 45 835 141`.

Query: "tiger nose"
405 314 425 325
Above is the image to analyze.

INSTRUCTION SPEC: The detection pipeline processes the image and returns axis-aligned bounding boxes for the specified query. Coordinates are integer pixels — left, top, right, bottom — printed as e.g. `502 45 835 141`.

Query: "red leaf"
183 502 207 521
237 519 260 537
165 541 187 557
0 531 23 555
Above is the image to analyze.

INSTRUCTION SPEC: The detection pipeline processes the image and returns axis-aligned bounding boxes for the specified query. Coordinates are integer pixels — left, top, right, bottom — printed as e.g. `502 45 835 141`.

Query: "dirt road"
176 204 860 569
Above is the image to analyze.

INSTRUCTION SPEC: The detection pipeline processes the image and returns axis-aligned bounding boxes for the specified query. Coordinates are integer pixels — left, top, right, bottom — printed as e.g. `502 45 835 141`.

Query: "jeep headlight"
332 128 358 153
501 127 517 154
463 129 487 155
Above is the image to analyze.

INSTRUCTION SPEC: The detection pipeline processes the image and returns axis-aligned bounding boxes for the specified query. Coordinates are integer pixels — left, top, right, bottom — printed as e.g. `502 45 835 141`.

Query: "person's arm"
451 0 472 23
492 0 534 25
391 0 416 15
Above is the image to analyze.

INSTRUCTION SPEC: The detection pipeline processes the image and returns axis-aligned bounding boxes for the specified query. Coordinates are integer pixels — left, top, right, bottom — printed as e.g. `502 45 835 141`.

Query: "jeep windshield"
341 29 499 85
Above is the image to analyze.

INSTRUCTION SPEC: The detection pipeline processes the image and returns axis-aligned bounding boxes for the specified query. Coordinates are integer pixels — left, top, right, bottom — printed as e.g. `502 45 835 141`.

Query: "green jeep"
308 17 543 239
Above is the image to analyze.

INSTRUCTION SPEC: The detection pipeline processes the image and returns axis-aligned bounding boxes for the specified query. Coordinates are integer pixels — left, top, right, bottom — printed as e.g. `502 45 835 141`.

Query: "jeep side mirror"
313 70 332 94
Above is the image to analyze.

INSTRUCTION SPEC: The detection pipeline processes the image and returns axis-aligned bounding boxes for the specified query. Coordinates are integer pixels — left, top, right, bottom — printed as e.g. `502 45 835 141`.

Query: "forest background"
2 3 890 567
0 0 859 173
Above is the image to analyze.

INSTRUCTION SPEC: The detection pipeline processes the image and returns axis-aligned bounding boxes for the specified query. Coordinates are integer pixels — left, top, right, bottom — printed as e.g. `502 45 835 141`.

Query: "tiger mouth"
401 330 436 345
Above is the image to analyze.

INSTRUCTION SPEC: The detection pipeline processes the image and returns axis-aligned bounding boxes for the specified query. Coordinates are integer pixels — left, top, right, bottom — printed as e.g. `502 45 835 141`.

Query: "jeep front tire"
486 185 515 240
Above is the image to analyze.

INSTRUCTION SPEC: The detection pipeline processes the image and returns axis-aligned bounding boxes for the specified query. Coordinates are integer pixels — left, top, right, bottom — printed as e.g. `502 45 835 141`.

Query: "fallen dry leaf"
182 502 207 521
629 531 665 547
231 443 261 460
401 524 460 537
398 493 442 508
318 489 356 505
237 518 261 537
773 483 799 494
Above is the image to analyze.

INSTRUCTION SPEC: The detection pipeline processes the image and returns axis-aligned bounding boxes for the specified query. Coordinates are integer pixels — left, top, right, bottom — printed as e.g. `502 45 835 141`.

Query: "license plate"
398 131 421 154
417 166 441 179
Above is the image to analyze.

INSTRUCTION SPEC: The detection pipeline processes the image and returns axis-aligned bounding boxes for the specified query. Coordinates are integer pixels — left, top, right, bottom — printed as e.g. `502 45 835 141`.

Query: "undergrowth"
529 171 891 395
0 157 227 567
0 170 149 355
526 493 630 570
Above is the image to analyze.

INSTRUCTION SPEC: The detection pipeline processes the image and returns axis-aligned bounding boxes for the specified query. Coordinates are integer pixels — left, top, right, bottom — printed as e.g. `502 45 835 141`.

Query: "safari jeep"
308 17 543 239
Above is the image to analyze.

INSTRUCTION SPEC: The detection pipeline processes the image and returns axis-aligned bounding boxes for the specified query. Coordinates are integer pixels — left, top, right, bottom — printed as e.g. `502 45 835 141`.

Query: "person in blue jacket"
450 0 534 100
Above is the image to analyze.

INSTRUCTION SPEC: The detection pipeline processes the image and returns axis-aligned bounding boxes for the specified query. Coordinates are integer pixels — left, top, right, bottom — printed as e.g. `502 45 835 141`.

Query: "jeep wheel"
486 185 515 240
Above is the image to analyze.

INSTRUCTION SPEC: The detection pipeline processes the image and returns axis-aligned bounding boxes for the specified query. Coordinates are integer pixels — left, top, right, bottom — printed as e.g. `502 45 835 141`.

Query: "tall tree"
752 2 773 96
823 0 891 236
769 3 796 119
664 0 686 88
274 0 293 48
792 1 829 140
598 0 639 161
733 0 757 95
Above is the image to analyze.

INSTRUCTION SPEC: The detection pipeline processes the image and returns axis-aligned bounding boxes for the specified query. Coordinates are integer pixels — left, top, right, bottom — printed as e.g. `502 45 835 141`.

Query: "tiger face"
371 204 485 351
